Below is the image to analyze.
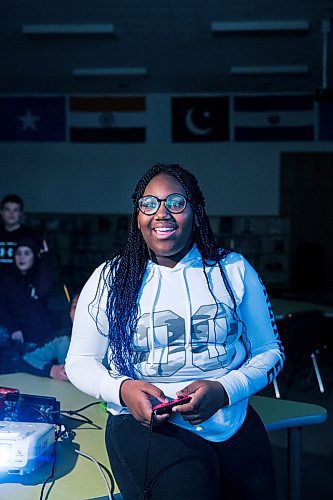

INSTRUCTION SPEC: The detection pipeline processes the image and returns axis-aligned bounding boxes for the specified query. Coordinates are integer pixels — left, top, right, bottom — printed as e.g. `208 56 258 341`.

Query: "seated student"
0 237 54 347
18 293 79 381
0 194 42 273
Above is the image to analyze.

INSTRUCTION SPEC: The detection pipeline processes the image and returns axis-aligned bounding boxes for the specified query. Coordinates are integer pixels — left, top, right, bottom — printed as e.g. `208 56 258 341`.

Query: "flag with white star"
0 96 66 141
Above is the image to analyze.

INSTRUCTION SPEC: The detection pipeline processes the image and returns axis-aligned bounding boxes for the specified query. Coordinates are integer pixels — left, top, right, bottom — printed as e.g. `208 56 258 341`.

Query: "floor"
259 361 333 500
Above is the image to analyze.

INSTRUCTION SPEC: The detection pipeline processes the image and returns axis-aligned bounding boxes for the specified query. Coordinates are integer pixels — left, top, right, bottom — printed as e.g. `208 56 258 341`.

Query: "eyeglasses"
138 193 188 215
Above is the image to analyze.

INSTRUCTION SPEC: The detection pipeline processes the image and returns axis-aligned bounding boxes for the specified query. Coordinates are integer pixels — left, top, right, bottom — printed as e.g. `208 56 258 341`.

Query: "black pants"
105 405 276 500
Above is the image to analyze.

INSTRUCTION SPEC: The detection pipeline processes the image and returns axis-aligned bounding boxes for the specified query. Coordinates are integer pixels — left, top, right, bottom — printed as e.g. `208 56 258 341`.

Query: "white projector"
0 421 55 475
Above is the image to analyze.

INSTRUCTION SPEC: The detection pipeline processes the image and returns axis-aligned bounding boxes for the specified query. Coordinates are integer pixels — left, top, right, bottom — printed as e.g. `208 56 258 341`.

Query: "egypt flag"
69 96 146 142
233 94 314 141
172 96 229 142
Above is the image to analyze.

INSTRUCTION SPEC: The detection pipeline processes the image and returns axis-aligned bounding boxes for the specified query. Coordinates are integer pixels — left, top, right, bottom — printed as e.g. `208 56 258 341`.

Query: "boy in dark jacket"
0 194 42 273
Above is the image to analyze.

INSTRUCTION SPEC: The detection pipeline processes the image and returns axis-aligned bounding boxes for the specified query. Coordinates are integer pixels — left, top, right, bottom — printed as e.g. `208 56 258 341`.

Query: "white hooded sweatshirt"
66 245 284 442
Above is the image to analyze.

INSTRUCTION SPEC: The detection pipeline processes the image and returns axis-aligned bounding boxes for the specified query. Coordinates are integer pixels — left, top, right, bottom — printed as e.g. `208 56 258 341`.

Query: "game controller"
152 395 191 415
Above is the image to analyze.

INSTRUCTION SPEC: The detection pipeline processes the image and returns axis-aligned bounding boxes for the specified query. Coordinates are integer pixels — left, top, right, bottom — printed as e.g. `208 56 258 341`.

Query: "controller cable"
40 402 113 499
143 411 155 500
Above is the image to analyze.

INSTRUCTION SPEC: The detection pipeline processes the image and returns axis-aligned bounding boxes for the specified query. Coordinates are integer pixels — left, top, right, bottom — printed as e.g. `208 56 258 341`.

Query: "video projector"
0 388 60 475
0 420 55 475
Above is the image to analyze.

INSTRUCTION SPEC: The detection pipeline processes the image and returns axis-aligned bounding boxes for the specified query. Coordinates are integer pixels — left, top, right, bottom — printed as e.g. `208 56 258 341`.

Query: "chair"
46 283 72 331
278 310 326 396
272 378 281 398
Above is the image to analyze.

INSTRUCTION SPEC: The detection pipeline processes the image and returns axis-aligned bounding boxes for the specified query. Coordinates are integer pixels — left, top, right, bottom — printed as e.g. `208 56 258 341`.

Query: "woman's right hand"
120 379 169 427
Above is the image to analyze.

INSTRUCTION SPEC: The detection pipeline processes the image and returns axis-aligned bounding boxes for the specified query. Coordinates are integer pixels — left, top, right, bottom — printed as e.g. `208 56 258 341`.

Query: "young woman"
0 237 54 346
66 164 284 500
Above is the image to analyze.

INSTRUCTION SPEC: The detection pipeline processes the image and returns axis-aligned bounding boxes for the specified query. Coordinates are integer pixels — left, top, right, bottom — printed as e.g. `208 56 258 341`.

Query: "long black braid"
92 163 245 377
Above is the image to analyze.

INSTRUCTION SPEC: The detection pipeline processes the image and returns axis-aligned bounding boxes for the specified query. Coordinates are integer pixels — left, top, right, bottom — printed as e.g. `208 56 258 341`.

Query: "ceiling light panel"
22 24 115 35
211 20 310 33
230 65 309 75
72 67 148 77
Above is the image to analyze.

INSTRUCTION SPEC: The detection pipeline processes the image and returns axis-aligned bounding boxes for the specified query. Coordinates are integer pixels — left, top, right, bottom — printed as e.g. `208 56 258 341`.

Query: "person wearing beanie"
0 237 54 346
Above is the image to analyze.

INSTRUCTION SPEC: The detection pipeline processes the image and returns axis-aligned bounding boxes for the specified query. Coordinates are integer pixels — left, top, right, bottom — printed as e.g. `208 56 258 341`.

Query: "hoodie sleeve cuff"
218 370 250 406
99 373 133 407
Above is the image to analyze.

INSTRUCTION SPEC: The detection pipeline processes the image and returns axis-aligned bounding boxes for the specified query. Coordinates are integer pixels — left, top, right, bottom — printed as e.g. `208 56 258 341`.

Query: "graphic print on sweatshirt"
132 302 242 378
0 241 16 263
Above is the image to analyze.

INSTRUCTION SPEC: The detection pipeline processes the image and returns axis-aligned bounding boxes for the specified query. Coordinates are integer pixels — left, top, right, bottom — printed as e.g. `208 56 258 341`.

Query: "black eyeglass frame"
137 193 188 215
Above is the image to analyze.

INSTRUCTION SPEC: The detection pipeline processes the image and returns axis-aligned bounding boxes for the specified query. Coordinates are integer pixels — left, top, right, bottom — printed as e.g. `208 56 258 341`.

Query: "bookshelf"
25 213 290 291
211 215 290 290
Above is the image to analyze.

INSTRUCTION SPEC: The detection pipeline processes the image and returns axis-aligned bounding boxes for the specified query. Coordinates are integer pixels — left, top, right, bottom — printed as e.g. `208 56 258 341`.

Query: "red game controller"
152 395 192 415
0 386 19 410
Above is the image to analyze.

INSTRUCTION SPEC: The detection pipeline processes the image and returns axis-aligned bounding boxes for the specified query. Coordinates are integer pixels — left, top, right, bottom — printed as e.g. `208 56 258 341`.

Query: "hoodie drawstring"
148 265 192 366
181 267 192 350
148 266 161 366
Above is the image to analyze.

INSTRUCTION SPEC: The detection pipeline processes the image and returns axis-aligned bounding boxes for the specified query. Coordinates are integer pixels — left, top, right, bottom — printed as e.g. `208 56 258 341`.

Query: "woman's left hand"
173 380 228 425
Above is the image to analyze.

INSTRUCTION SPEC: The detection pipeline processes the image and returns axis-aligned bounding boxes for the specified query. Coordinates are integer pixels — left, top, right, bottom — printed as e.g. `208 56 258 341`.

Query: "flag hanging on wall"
172 96 229 142
316 89 333 141
0 96 66 142
233 94 314 141
69 96 146 142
